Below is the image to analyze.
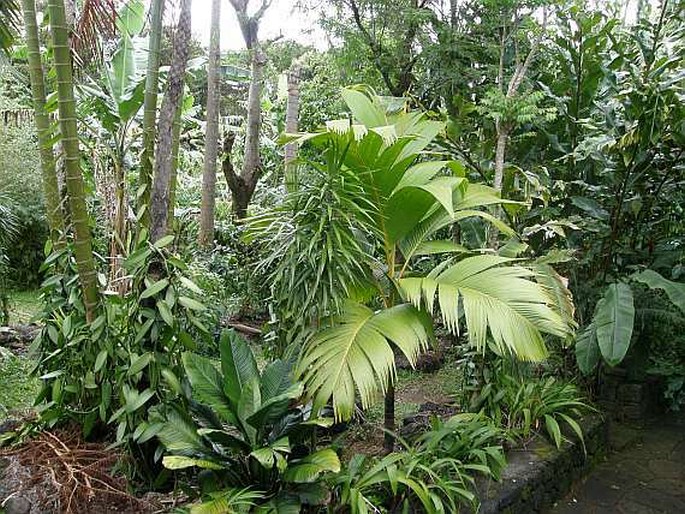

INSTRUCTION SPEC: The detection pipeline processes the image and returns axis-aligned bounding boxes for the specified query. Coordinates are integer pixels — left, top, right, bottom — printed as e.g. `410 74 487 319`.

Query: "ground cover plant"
0 0 682 512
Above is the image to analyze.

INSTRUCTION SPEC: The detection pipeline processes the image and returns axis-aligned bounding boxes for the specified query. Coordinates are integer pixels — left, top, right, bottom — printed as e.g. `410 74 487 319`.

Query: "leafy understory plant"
470 370 592 450
576 270 685 373
157 329 340 512
34 232 211 452
257 86 576 446
330 413 505 513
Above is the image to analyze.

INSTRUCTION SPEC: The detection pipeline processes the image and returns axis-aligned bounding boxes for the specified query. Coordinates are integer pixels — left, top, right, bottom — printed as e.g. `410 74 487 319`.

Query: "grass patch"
0 349 39 422
5 289 41 325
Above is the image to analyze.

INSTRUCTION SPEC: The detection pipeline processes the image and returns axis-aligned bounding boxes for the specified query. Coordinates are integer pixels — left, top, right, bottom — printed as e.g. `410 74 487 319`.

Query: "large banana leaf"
297 302 433 420
399 255 571 360
594 282 635 366
632 269 685 314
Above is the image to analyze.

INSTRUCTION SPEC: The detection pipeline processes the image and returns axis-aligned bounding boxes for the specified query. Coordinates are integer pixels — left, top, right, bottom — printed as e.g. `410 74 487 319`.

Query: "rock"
3 496 32 514
399 401 459 441
0 325 40 354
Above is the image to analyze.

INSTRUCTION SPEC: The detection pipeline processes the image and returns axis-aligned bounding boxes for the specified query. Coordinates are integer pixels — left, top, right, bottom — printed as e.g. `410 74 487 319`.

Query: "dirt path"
552 414 685 513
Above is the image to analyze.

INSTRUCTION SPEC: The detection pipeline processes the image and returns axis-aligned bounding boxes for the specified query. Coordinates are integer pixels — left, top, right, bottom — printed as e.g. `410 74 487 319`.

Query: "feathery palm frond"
400 255 571 361
0 0 20 51
297 302 433 420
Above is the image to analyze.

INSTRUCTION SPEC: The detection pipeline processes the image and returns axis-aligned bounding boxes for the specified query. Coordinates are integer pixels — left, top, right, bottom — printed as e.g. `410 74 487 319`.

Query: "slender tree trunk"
284 63 301 192
110 147 128 294
138 0 165 228
226 0 273 218
493 125 509 193
383 384 395 453
222 132 250 219
48 0 99 321
21 0 65 246
150 0 192 242
198 0 221 248
168 102 183 225
231 46 266 218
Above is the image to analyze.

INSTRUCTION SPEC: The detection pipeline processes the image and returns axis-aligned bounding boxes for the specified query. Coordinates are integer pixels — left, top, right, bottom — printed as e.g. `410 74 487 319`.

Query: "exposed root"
0 429 156 513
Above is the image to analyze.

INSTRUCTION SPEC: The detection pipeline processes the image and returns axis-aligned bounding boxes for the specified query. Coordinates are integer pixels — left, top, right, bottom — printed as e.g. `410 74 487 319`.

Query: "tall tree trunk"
227 0 272 218
284 62 300 192
198 0 221 248
233 45 266 217
168 102 183 225
21 0 65 246
47 0 99 321
383 384 395 453
222 132 250 219
138 0 165 228
150 0 192 242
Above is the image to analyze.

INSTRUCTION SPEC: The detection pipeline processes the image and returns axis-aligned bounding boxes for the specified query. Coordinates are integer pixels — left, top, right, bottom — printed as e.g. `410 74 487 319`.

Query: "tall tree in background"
198 0 221 247
321 0 431 96
150 0 192 242
283 62 301 191
138 0 165 227
47 0 99 320
21 0 65 246
225 0 271 218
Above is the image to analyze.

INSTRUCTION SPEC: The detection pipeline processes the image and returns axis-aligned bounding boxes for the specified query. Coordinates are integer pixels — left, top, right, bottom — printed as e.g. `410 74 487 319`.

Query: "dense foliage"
0 0 683 512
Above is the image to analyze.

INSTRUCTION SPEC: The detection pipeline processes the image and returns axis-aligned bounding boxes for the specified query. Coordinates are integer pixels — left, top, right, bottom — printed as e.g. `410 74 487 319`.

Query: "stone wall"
598 368 662 421
476 415 608 514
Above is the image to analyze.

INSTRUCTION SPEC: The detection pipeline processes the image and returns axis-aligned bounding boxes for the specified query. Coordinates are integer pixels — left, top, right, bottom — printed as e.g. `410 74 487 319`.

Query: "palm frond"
399 255 572 361
297 302 433 420
0 0 20 52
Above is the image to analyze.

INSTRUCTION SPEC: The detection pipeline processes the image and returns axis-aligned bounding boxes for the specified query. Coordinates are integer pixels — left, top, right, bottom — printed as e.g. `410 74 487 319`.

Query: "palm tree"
47 0 99 321
21 0 65 245
150 0 192 242
258 88 575 451
198 0 222 248
138 0 165 227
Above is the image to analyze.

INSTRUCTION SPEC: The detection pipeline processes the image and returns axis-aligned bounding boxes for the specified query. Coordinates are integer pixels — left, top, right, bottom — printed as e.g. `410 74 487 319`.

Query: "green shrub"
469 366 592 449
33 234 212 467
157 329 340 512
332 413 505 513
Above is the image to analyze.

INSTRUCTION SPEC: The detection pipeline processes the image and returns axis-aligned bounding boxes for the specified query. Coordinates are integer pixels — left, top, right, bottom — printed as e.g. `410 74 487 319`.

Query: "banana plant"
76 0 147 292
576 270 685 373
256 86 576 451
157 329 341 511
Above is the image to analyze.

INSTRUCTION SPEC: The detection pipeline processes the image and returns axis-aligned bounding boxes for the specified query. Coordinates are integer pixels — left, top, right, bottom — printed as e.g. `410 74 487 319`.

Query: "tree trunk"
226 0 272 218
284 63 301 192
198 0 221 248
231 46 266 218
47 0 99 321
168 102 183 225
21 0 65 246
150 0 192 242
109 151 128 295
383 384 395 453
138 0 165 228
221 132 250 219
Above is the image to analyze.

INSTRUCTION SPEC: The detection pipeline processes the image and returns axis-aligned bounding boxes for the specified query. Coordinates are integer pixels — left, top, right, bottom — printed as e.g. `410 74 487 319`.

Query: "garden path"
552 414 685 514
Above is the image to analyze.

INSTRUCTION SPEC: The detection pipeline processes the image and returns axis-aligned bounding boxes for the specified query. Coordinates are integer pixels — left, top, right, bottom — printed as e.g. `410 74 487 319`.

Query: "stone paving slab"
551 415 685 514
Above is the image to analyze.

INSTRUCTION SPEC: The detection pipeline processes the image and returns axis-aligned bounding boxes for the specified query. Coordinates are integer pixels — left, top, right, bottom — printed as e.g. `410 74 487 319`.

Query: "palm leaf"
0 0 19 52
399 255 571 360
297 302 432 420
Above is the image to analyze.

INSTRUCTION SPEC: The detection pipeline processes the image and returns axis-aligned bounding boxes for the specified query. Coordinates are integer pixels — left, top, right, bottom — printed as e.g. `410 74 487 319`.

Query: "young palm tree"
21 0 65 245
257 88 575 451
47 0 99 321
198 0 222 248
